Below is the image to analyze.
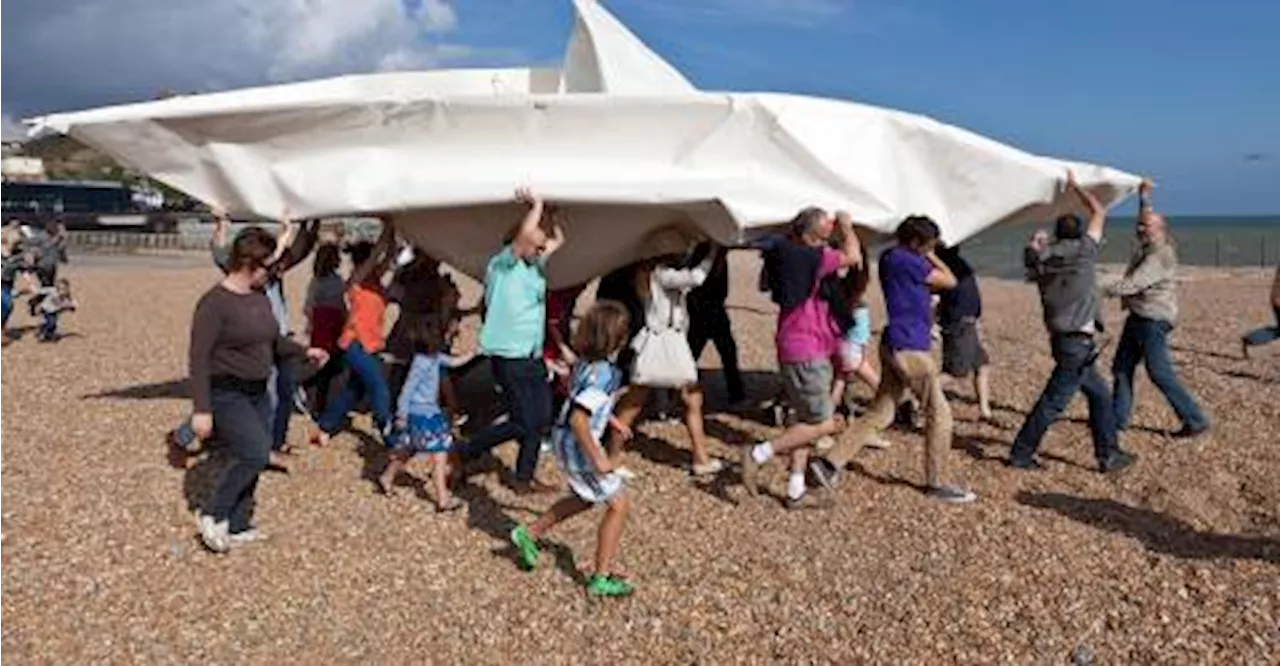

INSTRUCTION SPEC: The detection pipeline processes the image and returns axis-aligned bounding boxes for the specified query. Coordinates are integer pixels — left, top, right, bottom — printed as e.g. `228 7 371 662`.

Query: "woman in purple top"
812 216 976 505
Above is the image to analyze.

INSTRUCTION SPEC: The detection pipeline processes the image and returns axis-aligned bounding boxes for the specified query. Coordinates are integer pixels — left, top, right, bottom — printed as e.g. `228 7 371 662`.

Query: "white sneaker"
690 459 725 476
614 467 637 480
198 514 230 553
864 435 892 450
815 435 835 453
229 528 268 546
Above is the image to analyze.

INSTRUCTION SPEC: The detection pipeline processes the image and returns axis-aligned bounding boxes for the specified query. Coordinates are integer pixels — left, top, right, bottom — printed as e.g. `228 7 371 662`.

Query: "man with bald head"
1104 178 1209 438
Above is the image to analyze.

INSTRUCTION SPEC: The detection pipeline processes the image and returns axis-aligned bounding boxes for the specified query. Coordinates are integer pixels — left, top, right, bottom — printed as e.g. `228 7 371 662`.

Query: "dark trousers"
305 355 346 417
456 357 551 482
270 362 299 450
206 387 272 533
2 286 12 327
1243 306 1280 348
1011 334 1118 465
1112 315 1207 431
37 312 59 339
687 306 745 402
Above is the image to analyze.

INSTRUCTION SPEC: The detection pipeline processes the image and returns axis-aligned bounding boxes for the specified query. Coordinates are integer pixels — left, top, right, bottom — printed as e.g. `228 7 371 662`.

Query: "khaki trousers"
824 341 953 488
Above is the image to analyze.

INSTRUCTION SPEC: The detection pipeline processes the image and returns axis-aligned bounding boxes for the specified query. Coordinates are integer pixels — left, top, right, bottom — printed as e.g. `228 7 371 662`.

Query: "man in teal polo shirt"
456 188 566 494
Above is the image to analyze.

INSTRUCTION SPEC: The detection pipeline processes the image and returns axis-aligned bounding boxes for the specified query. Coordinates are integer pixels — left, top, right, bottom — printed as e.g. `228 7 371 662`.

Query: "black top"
937 246 982 325
756 234 822 312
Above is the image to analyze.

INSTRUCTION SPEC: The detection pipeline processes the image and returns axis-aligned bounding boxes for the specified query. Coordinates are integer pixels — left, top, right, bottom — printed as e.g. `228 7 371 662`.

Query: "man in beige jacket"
1105 178 1209 438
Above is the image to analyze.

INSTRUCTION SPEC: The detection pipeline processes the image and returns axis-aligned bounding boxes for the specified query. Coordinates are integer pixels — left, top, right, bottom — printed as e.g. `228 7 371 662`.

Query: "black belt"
210 375 268 396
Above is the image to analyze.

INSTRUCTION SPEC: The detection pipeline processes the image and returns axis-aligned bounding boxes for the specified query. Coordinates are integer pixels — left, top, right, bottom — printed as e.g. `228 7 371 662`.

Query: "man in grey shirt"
1105 179 1208 438
1009 171 1137 473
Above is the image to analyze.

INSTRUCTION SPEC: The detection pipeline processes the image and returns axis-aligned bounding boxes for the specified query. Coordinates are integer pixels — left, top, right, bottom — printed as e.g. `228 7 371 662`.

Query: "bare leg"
681 385 712 467
855 357 880 391
829 376 847 413
975 365 993 420
606 385 649 464
769 417 844 458
379 453 408 495
530 495 593 538
594 491 631 577
430 452 452 507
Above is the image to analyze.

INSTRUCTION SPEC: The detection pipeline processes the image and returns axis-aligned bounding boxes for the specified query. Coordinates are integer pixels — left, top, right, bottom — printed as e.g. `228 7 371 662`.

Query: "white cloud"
421 0 459 33
1 114 28 141
1 0 512 117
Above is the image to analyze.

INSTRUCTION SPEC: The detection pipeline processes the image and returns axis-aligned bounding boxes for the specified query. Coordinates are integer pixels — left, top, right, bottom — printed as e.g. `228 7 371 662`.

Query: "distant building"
1 156 46 181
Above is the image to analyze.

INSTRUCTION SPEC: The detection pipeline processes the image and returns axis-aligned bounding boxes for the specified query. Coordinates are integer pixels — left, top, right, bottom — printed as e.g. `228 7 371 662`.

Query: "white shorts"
566 471 625 505
839 339 867 373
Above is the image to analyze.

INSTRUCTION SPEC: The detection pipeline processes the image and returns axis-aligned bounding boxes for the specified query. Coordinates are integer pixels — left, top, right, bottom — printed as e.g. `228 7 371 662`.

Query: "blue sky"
443 0 1280 215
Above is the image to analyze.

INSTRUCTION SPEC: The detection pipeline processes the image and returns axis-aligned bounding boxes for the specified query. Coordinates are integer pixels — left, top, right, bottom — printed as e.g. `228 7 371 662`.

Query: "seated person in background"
34 278 77 342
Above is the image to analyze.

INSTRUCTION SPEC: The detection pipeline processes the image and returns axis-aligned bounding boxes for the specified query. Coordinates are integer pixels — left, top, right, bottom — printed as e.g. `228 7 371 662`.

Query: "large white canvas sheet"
28 0 1138 288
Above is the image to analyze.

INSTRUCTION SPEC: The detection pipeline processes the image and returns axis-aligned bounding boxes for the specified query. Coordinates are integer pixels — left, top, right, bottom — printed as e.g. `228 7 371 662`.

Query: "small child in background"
509 301 637 598
380 316 475 512
35 278 77 342
829 259 880 419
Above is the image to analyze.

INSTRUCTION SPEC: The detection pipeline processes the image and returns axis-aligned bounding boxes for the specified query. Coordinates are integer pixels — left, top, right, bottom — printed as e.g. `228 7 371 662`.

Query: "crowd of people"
2 220 77 342
156 176 1274 599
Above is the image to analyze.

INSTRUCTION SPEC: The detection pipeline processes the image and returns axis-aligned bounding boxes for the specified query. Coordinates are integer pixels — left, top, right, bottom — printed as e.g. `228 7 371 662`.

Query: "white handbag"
630 296 698 388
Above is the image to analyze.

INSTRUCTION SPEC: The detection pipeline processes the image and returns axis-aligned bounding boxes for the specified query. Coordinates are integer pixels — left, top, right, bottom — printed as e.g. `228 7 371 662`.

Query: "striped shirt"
551 360 623 476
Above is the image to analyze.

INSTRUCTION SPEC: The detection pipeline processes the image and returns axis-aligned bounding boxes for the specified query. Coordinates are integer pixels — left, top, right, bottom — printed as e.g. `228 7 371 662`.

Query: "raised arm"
1138 177 1154 221
277 220 321 273
266 216 297 267
543 219 566 260
835 212 863 269
924 250 958 290
1066 170 1107 241
654 246 719 290
514 187 546 244
209 207 232 272
347 221 396 287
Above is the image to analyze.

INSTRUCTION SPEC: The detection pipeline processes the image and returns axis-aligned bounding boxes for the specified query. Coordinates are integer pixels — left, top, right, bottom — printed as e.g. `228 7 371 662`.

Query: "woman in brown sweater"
189 227 328 553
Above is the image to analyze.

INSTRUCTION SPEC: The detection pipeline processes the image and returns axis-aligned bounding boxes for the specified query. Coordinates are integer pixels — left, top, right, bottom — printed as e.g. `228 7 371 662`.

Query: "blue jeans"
1112 315 1207 431
267 363 298 451
38 312 59 339
318 342 391 438
455 357 551 483
1243 307 1280 348
1011 334 1118 465
1 286 12 328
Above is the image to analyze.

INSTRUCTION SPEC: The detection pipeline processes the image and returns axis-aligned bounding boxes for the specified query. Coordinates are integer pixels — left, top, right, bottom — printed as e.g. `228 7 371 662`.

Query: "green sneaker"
510 525 541 571
586 574 635 598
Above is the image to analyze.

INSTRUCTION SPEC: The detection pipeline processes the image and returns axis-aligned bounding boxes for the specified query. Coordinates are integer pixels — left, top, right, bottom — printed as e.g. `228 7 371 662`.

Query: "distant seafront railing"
962 217 1280 277
65 218 383 254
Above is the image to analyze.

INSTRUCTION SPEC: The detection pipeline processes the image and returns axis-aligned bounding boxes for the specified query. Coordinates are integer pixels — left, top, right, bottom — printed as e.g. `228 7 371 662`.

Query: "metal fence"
962 228 1280 278
65 219 383 254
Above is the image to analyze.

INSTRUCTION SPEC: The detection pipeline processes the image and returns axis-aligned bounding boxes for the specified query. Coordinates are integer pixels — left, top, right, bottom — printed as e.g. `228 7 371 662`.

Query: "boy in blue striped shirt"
510 301 636 598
